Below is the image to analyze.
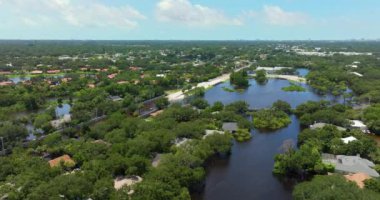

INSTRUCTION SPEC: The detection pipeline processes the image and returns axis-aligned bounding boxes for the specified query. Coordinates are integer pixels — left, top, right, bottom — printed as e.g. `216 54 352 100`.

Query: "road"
266 74 306 82
167 66 249 102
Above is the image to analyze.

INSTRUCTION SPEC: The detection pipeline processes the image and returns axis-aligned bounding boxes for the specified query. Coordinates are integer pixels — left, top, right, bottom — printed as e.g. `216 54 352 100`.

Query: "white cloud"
156 0 242 26
21 17 38 26
262 5 308 26
1 0 146 29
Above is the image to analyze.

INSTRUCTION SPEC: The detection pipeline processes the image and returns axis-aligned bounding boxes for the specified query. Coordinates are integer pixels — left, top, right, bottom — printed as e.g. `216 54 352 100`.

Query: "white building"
341 136 358 144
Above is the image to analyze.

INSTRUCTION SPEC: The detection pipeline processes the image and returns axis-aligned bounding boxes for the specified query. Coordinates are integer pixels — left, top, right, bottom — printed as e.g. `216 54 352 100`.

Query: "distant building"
30 70 43 74
0 81 13 86
341 136 357 144
47 70 61 74
310 122 346 131
350 120 369 133
350 72 363 77
48 155 75 168
203 130 225 139
109 96 123 102
114 176 142 193
322 153 379 177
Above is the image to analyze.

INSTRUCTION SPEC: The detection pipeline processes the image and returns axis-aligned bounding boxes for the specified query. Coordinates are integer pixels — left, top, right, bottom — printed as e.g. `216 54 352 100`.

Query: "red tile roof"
48 155 75 168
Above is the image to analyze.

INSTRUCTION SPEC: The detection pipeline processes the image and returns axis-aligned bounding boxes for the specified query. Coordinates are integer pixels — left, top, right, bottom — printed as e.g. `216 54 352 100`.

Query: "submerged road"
167 66 250 102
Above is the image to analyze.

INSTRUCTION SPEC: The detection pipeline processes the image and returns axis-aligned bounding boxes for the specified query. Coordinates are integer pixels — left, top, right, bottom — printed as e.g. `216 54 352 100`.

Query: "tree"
255 70 267 84
272 100 292 114
253 109 291 130
234 129 252 142
211 101 224 112
293 175 380 200
190 98 209 109
230 71 249 88
155 97 169 109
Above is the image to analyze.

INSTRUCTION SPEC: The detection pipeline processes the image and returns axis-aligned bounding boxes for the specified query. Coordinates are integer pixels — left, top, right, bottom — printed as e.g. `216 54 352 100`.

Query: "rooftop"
322 153 379 177
203 130 225 139
114 176 142 192
341 136 357 144
222 122 238 132
48 155 75 168
310 123 346 131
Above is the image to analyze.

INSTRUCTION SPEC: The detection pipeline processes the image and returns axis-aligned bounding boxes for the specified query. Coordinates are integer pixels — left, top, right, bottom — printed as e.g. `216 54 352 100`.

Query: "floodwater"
55 103 71 118
196 78 344 200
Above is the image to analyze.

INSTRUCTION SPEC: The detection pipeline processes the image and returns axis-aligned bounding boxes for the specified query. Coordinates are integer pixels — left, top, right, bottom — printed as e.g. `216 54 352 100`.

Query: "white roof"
350 72 363 77
341 136 357 144
351 120 367 128
203 130 225 139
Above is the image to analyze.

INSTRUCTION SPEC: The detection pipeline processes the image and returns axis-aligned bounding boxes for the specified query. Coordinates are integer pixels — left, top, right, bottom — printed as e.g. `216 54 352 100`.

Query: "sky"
0 0 379 40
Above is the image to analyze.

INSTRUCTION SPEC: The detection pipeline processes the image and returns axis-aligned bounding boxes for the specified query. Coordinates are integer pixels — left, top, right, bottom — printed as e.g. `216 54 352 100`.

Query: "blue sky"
0 0 379 40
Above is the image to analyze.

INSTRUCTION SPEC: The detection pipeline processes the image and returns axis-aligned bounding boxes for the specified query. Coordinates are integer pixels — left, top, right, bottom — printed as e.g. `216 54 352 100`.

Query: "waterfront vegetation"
230 70 249 88
363 104 380 134
252 103 291 130
281 83 306 92
234 129 252 142
294 101 353 127
255 69 267 84
293 175 380 200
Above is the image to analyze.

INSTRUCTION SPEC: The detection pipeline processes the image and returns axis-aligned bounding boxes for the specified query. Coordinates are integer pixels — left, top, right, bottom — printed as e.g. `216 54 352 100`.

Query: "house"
47 70 61 74
156 74 166 78
107 73 117 79
341 136 357 144
222 122 238 133
88 84 96 88
344 173 371 188
117 81 129 85
30 70 43 74
203 130 225 139
51 114 71 129
0 71 11 75
310 122 346 131
322 153 379 177
109 95 123 102
48 155 75 168
350 72 363 77
350 120 369 133
174 138 191 147
114 176 143 194
0 81 13 86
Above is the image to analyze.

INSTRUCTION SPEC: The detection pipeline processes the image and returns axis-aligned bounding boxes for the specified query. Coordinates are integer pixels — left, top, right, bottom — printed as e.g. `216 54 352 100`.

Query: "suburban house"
114 176 142 194
310 122 346 131
222 122 238 133
109 95 123 102
51 114 71 129
203 130 225 139
0 81 13 86
350 120 369 133
48 155 75 168
322 153 379 177
341 136 357 144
